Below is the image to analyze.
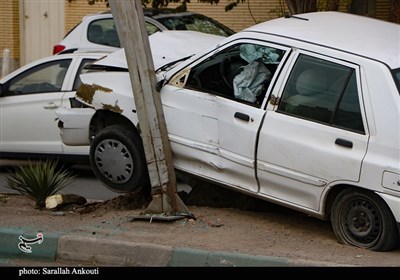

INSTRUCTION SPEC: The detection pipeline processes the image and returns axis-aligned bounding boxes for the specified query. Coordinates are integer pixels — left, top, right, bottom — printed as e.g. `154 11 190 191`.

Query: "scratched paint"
102 102 123 114
76 83 112 104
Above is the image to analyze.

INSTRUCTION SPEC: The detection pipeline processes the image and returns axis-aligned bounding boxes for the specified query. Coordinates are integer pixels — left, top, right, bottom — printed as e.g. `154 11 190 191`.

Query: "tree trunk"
349 0 367 14
326 0 340 11
45 194 87 209
389 0 400 23
348 0 376 17
284 0 317 15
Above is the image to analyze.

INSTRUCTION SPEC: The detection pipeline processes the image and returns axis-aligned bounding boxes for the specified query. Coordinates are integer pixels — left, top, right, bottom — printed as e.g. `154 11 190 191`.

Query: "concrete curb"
57 235 290 267
0 228 61 261
1 227 295 267
57 235 173 266
169 247 289 267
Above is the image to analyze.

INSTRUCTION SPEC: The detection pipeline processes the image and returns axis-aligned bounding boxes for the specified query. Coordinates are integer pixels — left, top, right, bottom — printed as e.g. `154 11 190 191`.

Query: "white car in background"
0 51 109 162
0 30 222 163
53 8 235 54
57 12 400 252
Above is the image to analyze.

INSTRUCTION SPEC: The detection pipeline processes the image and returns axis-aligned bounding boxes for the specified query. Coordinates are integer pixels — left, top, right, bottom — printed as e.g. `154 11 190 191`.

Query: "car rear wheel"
90 125 150 193
331 188 399 251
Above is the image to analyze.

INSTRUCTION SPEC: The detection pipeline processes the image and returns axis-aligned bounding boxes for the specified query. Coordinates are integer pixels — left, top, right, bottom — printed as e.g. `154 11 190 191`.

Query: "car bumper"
56 107 95 146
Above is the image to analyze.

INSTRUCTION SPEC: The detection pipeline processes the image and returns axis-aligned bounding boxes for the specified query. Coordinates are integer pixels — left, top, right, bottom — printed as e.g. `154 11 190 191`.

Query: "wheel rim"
93 139 134 184
340 197 382 248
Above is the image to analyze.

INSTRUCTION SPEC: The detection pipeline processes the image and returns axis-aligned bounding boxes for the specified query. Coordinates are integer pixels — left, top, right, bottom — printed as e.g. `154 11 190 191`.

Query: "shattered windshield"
156 14 235 37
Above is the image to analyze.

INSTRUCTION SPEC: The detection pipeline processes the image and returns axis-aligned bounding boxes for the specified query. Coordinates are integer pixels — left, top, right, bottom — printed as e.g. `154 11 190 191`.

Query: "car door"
0 57 73 155
256 51 369 211
60 57 98 156
214 42 290 192
162 40 289 192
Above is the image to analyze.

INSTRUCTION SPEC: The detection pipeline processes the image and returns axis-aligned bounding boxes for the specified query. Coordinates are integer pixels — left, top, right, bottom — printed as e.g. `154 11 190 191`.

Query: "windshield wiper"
156 55 193 72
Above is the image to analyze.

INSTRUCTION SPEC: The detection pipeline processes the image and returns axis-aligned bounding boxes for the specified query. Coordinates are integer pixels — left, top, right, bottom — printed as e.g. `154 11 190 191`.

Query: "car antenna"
284 13 309 21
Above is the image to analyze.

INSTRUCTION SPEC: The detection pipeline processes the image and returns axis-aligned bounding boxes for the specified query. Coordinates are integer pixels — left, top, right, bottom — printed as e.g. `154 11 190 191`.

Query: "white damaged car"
56 12 400 251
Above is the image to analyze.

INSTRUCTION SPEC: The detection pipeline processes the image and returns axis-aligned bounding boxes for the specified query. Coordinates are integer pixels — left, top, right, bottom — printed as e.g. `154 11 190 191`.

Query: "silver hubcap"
94 139 134 184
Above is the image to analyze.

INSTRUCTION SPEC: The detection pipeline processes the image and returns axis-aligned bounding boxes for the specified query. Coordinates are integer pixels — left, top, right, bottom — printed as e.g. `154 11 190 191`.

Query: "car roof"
0 51 110 83
245 11 400 69
54 50 111 58
99 8 199 17
89 30 225 70
92 8 202 20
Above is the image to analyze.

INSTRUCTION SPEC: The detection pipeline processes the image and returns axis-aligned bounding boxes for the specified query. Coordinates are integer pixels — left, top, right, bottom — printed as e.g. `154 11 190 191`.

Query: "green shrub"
5 160 76 208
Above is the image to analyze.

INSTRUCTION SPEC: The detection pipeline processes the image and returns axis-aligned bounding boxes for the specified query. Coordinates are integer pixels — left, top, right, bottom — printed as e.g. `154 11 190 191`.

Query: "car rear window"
87 19 120 47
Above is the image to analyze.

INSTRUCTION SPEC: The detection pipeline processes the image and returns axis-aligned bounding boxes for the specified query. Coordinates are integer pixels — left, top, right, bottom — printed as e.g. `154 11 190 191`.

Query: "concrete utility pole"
109 0 191 216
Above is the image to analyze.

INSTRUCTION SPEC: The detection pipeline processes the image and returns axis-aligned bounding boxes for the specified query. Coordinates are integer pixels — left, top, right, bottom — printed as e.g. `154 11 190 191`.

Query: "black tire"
89 125 150 193
331 188 400 251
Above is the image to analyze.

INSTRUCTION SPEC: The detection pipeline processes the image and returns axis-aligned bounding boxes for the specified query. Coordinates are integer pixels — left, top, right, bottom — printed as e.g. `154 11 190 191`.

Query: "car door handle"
335 138 353 148
43 103 59 109
234 112 250 122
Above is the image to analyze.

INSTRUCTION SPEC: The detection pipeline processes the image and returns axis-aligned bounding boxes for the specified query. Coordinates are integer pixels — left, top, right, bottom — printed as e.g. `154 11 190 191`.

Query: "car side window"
185 43 284 107
278 55 364 134
6 59 72 96
72 59 97 90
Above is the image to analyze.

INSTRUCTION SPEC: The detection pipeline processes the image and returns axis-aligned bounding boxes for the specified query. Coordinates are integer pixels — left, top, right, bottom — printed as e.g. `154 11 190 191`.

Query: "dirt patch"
67 178 282 218
2 177 400 267
76 187 152 213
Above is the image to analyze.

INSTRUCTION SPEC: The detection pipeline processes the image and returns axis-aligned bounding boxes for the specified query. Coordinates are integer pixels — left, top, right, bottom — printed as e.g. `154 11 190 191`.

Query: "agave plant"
5 160 76 208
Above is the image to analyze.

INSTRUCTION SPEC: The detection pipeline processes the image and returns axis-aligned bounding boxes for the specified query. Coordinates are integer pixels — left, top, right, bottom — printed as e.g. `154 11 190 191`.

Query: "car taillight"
53 45 66 54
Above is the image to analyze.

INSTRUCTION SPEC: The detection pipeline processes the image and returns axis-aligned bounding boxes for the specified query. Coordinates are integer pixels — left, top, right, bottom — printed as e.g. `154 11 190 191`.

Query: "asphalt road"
0 160 119 201
0 159 191 201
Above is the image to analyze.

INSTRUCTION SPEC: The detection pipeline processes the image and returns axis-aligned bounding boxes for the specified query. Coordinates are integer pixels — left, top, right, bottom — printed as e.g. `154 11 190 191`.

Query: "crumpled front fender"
77 72 137 121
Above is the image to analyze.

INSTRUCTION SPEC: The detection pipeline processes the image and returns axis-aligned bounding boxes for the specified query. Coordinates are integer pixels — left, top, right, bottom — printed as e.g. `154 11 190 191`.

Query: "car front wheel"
90 125 150 193
331 188 399 251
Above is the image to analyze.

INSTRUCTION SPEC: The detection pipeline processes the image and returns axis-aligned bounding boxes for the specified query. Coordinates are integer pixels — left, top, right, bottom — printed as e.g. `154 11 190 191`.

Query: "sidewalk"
1 226 346 267
0 194 340 267
1 194 399 267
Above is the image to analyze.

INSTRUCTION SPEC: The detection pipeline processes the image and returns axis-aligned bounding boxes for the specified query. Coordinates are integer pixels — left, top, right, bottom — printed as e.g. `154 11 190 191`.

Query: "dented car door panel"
256 51 369 211
164 39 291 193
161 84 220 179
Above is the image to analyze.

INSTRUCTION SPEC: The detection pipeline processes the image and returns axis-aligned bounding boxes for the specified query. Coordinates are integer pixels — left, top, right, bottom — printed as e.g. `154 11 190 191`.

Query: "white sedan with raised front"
56 12 400 252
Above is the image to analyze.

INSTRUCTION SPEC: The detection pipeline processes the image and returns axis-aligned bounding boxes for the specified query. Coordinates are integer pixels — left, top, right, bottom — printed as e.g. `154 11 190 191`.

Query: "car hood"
91 30 224 70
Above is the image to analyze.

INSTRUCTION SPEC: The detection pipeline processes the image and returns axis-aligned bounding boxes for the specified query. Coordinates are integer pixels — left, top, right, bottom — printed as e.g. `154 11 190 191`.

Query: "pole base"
143 192 194 219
